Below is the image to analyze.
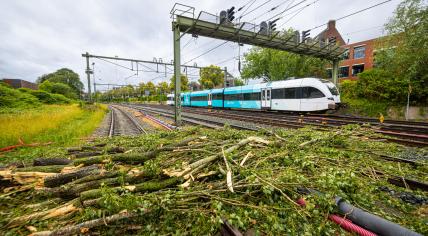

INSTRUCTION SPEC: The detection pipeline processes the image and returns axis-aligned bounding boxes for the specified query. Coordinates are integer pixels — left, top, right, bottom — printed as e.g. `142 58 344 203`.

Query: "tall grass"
0 104 107 148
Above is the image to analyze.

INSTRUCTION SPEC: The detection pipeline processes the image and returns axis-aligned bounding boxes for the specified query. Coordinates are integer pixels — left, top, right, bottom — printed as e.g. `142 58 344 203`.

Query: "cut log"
73 136 203 166
15 165 66 173
33 158 72 166
30 211 138 236
8 199 81 228
72 151 103 158
0 170 56 185
44 165 99 188
48 171 156 198
80 177 182 201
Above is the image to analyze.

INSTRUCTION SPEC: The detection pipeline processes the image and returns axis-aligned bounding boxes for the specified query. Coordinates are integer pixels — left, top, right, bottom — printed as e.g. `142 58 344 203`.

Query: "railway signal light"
227 7 235 22
301 30 310 43
259 21 268 35
268 18 279 33
220 10 227 24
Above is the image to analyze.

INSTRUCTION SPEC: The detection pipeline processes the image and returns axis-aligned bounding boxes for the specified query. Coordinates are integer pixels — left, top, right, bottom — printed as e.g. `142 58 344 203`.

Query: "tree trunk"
44 165 99 188
33 158 72 166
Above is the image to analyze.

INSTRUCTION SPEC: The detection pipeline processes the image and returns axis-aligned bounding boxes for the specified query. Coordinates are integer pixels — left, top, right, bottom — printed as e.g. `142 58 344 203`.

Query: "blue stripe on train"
212 100 223 107
190 101 208 107
224 100 261 109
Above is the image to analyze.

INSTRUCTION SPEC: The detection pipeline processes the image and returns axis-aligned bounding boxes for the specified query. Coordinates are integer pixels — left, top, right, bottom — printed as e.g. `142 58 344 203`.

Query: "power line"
183 41 229 65
264 0 308 22
277 0 320 29
238 0 258 19
343 25 384 36
238 0 273 21
310 0 393 30
249 0 294 22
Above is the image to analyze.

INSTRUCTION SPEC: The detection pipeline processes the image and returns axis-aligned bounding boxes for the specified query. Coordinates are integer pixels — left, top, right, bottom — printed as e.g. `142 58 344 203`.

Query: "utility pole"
84 52 92 102
332 60 339 85
224 67 228 87
173 24 182 126
92 62 96 102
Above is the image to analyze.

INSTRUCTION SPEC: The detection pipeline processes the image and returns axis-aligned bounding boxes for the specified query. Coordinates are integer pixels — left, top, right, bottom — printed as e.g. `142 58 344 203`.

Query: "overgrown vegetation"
0 83 72 111
341 0 428 107
37 68 83 98
1 126 426 235
0 104 107 152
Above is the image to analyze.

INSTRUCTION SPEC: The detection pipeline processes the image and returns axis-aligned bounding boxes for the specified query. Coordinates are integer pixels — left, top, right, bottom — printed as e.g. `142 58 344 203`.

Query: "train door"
208 93 212 107
261 88 271 110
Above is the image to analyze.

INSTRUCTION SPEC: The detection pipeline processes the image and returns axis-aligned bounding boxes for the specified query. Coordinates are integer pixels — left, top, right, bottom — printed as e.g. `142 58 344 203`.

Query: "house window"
342 48 349 60
352 64 364 76
326 68 332 79
339 66 349 78
354 46 366 59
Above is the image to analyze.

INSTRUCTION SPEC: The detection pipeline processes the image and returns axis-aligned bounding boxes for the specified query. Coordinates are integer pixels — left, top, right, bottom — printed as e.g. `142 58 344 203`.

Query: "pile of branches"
0 126 427 235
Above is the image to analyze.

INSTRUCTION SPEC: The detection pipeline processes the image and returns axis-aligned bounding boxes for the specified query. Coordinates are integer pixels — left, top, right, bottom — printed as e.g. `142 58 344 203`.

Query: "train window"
272 89 284 99
212 93 222 100
301 87 325 99
243 93 251 100
191 95 207 101
284 88 296 98
272 88 297 99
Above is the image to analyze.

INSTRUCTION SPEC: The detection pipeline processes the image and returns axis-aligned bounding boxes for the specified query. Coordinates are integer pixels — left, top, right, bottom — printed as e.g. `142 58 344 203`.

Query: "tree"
157 82 171 94
169 74 189 91
39 81 77 99
37 68 83 97
199 65 224 89
241 46 327 81
374 0 428 104
234 79 245 86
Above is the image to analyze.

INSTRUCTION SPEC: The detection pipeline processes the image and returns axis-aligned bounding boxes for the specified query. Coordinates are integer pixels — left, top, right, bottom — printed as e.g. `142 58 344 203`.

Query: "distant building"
1 78 38 90
318 20 379 82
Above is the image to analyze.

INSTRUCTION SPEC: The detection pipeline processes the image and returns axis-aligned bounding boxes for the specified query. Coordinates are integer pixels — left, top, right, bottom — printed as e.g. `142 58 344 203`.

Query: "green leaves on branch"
199 65 224 89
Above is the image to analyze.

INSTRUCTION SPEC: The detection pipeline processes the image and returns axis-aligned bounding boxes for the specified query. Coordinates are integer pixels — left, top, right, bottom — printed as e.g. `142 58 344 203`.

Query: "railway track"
130 104 428 146
108 106 147 137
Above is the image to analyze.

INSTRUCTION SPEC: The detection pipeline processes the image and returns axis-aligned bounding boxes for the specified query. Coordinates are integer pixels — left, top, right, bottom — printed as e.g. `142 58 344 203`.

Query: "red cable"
296 198 377 236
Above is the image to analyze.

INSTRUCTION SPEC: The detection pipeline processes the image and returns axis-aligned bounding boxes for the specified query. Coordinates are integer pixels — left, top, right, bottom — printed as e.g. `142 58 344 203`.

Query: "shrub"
29 90 57 104
0 84 40 108
50 93 72 104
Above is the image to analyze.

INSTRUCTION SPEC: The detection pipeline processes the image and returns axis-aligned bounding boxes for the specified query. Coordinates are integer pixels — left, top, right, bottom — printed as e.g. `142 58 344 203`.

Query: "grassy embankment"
0 104 107 163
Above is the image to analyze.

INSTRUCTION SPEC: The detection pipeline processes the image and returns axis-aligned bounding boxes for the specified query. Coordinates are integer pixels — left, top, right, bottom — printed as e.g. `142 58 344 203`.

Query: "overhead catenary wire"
249 0 295 22
238 0 259 20
183 41 229 65
309 0 393 30
277 0 320 29
264 0 308 22
238 0 273 21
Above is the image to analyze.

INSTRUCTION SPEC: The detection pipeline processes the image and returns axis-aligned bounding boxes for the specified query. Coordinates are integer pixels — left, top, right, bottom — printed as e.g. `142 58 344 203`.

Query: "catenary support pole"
85 52 92 102
92 63 96 101
332 60 339 86
224 67 227 87
173 24 182 126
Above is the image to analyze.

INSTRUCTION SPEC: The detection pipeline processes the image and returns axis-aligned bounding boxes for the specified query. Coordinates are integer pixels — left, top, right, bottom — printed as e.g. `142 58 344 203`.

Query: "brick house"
317 20 378 82
1 78 38 90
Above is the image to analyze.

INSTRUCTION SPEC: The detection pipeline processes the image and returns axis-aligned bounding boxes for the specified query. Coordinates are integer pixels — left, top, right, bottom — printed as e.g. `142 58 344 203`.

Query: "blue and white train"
167 78 340 112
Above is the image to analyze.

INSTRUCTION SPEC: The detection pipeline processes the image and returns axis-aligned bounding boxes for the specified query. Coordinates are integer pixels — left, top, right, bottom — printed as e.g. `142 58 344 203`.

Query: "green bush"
340 69 408 104
51 93 72 104
39 81 78 99
0 84 40 108
29 90 71 104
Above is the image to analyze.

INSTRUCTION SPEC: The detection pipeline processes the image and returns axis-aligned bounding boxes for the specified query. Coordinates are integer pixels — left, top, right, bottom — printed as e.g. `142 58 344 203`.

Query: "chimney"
327 20 336 29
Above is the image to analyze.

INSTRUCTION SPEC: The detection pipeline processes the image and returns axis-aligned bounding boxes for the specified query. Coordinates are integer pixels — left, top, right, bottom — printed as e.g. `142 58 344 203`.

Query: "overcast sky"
0 0 401 91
